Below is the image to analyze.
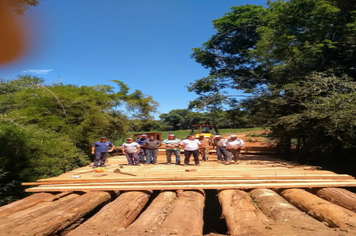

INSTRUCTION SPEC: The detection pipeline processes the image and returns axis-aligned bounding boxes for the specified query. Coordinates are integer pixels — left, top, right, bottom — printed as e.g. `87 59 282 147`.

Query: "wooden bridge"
2 149 356 235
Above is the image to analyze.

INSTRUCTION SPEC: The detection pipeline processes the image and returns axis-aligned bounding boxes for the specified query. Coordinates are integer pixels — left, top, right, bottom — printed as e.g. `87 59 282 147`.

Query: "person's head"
198 134 204 140
230 134 237 140
149 135 155 141
168 134 175 140
126 138 133 143
141 134 147 139
100 137 107 142
214 135 221 140
188 135 196 140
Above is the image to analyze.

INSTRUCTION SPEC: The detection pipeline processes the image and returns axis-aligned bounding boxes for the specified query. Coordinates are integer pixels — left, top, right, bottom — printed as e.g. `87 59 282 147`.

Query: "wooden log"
156 190 205 236
3 191 111 236
280 188 356 228
123 191 177 235
66 190 151 236
0 192 56 218
218 189 268 235
249 189 332 232
314 187 356 213
0 193 80 231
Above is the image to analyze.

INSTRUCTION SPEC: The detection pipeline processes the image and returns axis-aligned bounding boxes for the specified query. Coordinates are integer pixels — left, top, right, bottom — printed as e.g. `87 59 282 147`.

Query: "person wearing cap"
91 137 115 168
143 135 161 165
225 134 245 165
121 138 141 165
212 135 228 163
136 134 149 163
181 135 201 166
162 134 181 165
198 134 212 161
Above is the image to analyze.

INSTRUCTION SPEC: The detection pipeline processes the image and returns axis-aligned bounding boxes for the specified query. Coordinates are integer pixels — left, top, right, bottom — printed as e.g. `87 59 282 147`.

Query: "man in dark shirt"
143 136 161 165
91 137 114 168
136 134 149 163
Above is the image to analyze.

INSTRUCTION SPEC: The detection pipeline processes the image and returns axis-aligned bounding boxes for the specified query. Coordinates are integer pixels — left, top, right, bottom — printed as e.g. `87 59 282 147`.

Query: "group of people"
91 134 244 168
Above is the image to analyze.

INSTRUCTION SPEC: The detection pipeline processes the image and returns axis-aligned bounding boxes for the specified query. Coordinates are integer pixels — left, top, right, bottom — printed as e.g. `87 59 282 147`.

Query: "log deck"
2 151 356 235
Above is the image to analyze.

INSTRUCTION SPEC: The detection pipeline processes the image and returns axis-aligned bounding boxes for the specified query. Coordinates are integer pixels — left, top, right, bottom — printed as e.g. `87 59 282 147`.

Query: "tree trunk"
156 190 205 236
0 193 80 231
249 188 335 234
218 189 268 235
66 190 151 236
314 188 356 213
123 190 177 235
4 191 111 236
280 188 356 228
0 192 55 218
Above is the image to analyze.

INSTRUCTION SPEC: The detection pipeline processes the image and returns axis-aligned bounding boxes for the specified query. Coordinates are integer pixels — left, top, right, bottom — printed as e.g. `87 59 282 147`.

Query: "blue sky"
1 0 267 118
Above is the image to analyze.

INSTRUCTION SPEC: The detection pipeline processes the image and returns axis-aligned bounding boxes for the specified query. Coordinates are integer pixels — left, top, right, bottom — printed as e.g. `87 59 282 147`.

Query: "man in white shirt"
121 138 141 166
181 135 201 166
225 134 244 165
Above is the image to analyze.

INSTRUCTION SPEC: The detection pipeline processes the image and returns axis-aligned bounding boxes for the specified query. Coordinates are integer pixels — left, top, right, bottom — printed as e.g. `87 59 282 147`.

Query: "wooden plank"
23 178 356 188
25 181 356 192
23 174 354 186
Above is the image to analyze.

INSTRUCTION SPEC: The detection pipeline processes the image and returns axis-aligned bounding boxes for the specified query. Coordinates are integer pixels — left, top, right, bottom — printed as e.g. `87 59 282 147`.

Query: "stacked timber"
67 190 151 235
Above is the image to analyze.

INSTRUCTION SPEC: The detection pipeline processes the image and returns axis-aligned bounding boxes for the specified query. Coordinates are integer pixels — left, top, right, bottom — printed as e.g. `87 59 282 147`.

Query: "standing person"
212 135 228 163
181 135 201 166
121 138 141 166
91 137 115 168
198 134 212 161
225 134 245 165
144 135 161 165
136 134 149 163
162 134 181 165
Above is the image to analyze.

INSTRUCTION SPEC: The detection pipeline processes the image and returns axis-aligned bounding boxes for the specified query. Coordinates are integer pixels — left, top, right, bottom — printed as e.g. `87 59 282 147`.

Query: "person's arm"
136 144 141 154
91 146 95 154
121 145 125 155
108 144 115 152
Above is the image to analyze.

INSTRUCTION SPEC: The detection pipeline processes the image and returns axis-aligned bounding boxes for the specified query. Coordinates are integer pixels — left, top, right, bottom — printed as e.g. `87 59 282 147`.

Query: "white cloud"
22 69 53 74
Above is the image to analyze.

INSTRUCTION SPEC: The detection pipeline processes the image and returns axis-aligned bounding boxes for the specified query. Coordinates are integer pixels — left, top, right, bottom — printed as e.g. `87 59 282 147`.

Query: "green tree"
0 75 158 204
190 0 356 167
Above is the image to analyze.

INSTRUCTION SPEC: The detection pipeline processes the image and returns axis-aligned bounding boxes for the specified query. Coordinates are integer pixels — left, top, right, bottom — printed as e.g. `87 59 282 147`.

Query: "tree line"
0 76 157 205
189 0 356 173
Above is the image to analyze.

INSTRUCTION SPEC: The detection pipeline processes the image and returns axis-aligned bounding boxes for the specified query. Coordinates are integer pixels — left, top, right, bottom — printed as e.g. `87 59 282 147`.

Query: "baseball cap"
214 135 221 138
230 134 237 138
199 134 204 137
126 138 133 140
100 137 107 139
141 134 147 137
168 134 175 137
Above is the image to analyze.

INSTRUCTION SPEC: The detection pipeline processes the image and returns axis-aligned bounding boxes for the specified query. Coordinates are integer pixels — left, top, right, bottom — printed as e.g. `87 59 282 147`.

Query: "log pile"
1 154 356 235
0 188 356 235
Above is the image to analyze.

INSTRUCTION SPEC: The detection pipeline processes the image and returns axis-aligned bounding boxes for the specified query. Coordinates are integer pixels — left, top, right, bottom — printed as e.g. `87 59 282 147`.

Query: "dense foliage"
190 0 356 170
0 76 158 204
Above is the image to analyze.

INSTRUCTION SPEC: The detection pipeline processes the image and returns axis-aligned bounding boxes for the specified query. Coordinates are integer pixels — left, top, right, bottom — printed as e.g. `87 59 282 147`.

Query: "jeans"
184 149 199 165
225 149 241 162
166 150 181 164
138 148 146 163
216 147 228 161
199 147 210 161
145 149 158 164
125 152 139 165
94 152 108 167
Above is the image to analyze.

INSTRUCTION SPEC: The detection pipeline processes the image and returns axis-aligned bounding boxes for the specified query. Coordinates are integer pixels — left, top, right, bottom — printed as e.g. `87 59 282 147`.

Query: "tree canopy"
0 75 158 204
190 0 356 167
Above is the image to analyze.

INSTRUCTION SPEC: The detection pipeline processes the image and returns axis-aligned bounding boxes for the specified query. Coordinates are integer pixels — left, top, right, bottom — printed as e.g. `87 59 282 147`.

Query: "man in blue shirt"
91 137 115 168
136 134 149 163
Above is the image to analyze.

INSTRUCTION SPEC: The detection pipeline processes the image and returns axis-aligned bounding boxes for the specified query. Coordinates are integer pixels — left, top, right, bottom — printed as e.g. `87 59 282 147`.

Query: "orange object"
94 167 106 173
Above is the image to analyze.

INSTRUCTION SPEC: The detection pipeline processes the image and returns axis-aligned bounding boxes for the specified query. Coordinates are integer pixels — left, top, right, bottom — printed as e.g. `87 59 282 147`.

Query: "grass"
129 127 268 141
